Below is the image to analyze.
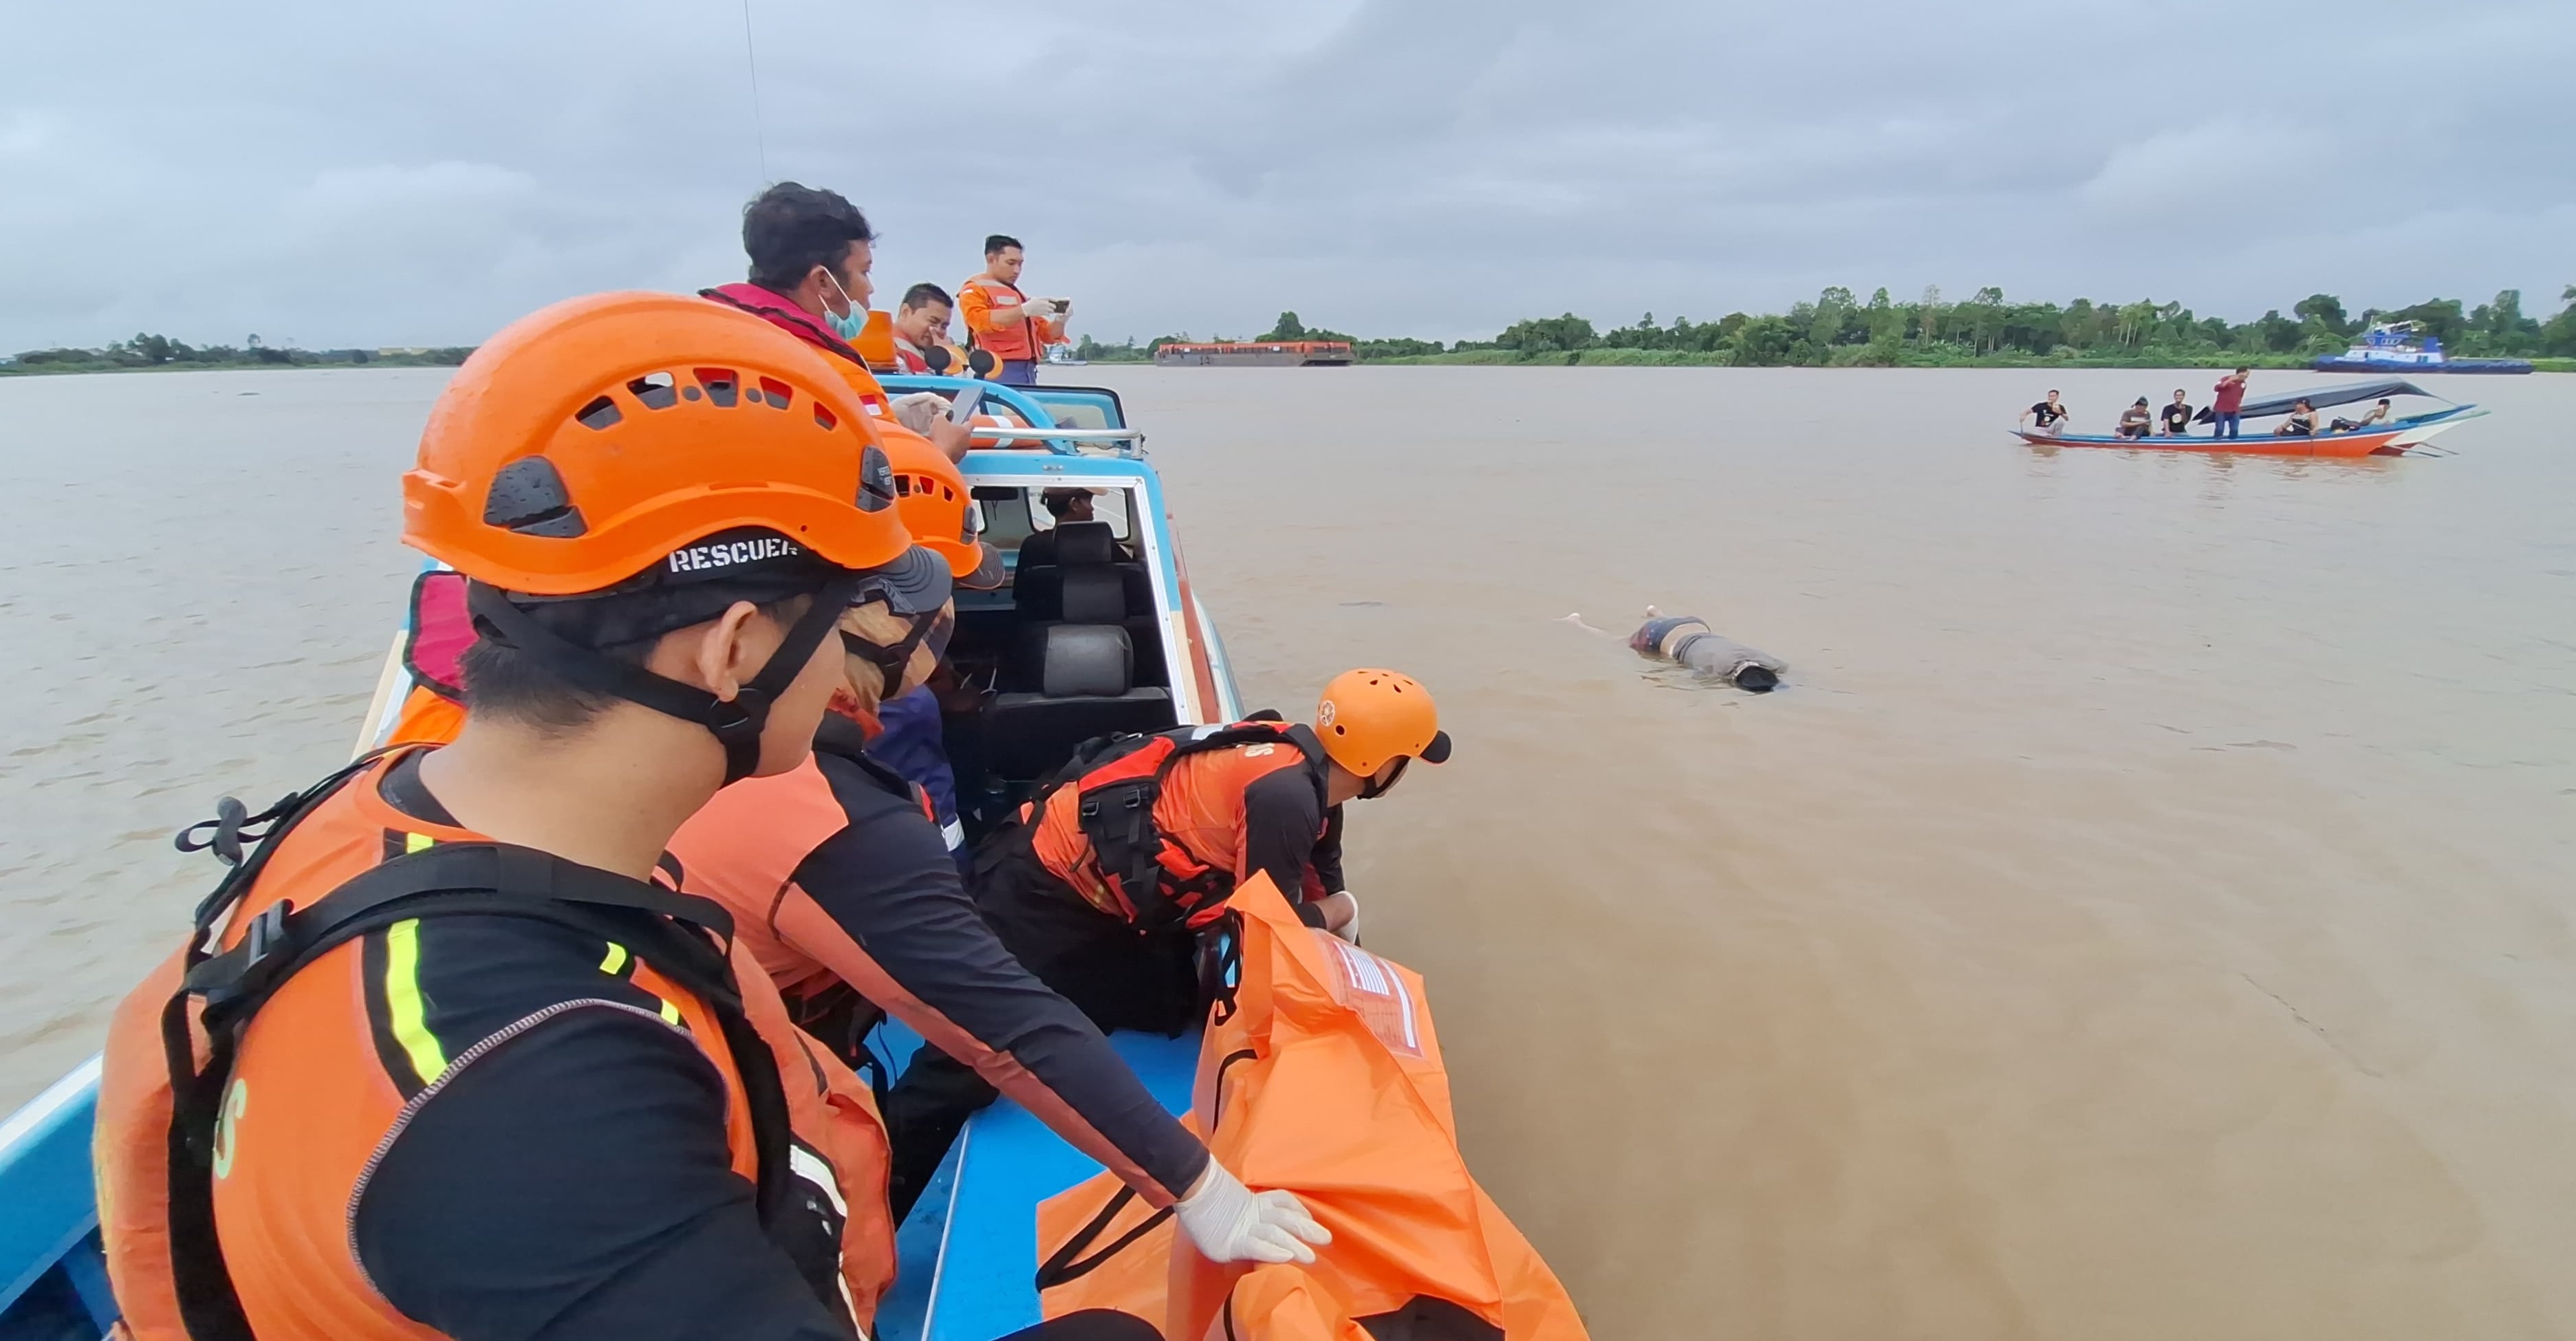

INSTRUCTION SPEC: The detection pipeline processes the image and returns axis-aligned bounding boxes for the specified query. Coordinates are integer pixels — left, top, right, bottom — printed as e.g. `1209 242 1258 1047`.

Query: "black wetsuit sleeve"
354 1006 852 1341
1310 805 1347 896
1240 769 1329 906
796 756 1209 1201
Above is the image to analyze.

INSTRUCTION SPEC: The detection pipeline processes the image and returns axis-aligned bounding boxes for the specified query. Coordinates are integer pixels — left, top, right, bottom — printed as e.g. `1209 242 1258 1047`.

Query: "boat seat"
982 624 1175 783
1013 522 1154 624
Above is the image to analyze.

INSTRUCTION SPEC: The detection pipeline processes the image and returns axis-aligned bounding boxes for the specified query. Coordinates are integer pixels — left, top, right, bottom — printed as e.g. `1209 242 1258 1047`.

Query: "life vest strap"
161 799 798 1341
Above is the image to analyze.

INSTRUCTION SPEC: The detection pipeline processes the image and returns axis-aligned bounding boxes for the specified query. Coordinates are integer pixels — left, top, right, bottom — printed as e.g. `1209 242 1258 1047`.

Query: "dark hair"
2235 366 2251 373
2377 397 2390 405
460 587 812 736
743 183 874 292
900 283 953 312
984 235 1023 257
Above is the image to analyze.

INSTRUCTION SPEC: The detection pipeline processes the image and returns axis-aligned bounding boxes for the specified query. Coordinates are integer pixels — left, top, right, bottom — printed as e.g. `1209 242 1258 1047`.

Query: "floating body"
1631 609 1785 691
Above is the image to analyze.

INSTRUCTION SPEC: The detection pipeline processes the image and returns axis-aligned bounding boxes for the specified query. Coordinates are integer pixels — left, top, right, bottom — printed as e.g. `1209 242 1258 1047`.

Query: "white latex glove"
1173 1161 1330 1265
1323 890 1361 944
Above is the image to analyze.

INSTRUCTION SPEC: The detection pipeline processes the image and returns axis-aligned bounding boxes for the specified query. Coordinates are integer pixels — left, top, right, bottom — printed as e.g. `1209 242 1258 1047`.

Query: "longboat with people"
0 342 1583 1341
2011 378 2488 457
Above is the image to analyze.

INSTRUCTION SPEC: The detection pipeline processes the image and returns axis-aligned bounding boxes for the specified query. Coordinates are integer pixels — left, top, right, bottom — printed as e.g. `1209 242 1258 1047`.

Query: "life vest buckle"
243 900 293 969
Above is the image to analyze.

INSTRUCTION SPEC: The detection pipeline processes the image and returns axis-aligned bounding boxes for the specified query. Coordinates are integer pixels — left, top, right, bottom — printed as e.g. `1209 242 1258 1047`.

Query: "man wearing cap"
1018 486 1130 569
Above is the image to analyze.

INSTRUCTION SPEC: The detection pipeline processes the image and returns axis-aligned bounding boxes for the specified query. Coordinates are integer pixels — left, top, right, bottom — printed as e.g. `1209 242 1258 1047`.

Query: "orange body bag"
1035 877 1588 1341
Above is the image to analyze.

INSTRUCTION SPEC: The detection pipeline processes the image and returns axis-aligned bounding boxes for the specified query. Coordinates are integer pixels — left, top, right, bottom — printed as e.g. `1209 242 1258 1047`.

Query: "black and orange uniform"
667 717 1212 1221
880 723 1343 1204
96 748 897 1341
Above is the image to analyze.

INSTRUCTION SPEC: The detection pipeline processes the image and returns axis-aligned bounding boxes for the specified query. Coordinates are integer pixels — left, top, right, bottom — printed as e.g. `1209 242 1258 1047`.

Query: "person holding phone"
959 235 1066 386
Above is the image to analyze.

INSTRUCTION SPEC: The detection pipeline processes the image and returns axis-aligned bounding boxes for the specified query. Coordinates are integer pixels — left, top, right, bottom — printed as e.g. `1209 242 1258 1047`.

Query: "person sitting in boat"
883 671 1452 1214
703 182 973 463
892 281 969 375
2158 389 2194 437
2275 397 2319 437
98 296 1214 1341
2330 398 2394 433
666 563 1310 1236
1019 486 1136 566
2020 389 2071 435
2117 397 2153 439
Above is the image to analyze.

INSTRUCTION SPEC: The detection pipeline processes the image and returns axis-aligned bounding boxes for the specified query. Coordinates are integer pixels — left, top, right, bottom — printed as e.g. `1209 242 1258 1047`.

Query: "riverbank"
1369 348 2576 371
1 353 470 377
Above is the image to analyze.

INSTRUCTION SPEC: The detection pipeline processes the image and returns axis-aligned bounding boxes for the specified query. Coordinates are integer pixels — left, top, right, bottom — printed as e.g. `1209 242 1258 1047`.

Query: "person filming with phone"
960 234 1066 386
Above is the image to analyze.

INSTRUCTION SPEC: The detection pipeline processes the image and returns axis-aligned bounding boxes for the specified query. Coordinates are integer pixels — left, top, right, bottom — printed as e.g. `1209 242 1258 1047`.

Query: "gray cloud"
3 0 2570 350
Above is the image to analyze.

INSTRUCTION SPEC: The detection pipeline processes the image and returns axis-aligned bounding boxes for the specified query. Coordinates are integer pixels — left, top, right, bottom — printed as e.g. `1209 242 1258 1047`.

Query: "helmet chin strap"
468 576 862 785
839 609 947 701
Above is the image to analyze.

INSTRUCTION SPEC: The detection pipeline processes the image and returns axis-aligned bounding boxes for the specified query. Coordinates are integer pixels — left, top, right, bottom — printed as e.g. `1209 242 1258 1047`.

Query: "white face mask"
823 270 867 342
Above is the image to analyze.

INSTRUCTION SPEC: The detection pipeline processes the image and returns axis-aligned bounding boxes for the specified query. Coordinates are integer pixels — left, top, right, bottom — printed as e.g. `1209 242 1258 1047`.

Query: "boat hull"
2014 427 2413 458
2313 356 2531 374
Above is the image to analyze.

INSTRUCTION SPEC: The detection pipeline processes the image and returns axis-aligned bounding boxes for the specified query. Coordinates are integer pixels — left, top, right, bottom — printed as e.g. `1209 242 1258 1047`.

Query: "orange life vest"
385 684 464 747
95 749 896 1341
1028 722 1329 928
1034 877 1589 1341
957 276 1059 362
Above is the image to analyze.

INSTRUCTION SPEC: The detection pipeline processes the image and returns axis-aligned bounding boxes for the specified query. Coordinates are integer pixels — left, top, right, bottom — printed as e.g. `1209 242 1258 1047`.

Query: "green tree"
1494 313 1597 355
1261 312 1306 340
2292 294 2352 338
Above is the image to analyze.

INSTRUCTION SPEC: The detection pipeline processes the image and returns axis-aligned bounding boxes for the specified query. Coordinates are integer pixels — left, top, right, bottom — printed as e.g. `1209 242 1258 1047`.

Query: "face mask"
823 270 868 342
1357 755 1410 800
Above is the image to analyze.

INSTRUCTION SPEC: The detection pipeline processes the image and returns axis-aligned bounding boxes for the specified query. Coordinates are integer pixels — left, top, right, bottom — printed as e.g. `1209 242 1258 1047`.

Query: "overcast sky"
4 0 2570 350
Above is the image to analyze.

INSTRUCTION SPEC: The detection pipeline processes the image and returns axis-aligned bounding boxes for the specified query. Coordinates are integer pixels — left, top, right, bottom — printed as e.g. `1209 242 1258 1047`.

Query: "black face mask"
1356 755 1409 800
839 608 953 697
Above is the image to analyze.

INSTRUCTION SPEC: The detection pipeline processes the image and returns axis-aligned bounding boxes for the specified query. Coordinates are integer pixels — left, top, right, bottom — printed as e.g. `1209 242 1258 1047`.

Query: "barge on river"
1153 340 1354 367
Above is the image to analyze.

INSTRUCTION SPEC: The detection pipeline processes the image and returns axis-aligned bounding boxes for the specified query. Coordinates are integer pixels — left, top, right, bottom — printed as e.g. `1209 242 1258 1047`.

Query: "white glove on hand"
1173 1162 1330 1265
1329 890 1360 944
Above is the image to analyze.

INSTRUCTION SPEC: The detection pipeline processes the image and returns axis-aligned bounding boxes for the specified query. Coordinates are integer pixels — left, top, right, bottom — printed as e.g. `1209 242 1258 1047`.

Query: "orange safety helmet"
402 290 916 596
877 422 1007 590
398 290 945 783
1314 669 1452 783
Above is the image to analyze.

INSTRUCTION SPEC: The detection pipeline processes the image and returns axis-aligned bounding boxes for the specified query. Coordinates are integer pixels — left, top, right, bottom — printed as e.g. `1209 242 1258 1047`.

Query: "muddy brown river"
3 364 2572 1339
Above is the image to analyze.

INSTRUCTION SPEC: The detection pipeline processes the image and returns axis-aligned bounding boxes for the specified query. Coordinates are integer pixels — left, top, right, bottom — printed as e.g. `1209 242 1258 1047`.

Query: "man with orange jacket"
882 671 1452 1205
96 296 1328 1341
959 234 1065 386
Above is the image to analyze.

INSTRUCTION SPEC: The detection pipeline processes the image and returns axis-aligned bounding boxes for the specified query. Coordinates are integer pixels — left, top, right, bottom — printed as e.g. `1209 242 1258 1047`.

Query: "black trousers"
882 825 1199 1221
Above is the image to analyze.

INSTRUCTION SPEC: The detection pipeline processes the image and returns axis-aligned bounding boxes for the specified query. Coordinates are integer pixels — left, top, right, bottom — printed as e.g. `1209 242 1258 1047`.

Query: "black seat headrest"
1052 521 1116 567
1061 568 1127 624
1041 624 1133 697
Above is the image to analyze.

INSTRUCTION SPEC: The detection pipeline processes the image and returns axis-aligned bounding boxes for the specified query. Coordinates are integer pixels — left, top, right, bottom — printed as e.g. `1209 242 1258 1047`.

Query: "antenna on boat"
739 0 770 182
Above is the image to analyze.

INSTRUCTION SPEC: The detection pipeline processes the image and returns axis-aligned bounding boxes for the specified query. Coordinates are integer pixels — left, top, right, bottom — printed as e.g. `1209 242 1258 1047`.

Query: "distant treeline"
1078 285 2576 369
2 333 475 375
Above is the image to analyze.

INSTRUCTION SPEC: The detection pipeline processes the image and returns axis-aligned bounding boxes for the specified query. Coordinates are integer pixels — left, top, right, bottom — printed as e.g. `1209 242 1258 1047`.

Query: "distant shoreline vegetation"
1077 285 2576 371
0 334 473 376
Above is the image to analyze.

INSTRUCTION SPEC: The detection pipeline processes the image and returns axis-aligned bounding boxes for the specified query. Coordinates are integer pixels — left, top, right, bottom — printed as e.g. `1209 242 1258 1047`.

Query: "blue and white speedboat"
0 378 1241 1341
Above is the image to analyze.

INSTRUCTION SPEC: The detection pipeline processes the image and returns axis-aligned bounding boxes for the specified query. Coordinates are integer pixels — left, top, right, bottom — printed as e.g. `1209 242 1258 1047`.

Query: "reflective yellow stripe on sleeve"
383 918 448 1085
599 942 629 975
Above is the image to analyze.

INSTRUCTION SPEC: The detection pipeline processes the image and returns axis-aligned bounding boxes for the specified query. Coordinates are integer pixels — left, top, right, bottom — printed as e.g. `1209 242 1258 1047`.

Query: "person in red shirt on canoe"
2210 367 2251 439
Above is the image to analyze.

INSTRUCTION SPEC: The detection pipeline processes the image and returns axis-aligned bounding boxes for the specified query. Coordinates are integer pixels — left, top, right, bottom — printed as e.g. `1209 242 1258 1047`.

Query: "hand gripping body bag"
1034 876 1588 1341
